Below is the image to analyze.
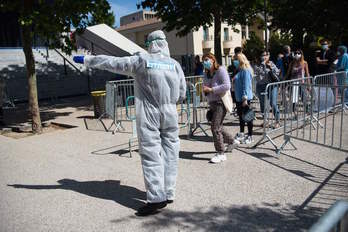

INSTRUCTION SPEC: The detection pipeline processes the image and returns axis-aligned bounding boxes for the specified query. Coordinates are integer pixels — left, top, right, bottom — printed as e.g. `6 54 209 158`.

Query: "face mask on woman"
203 59 212 70
337 51 341 57
322 44 329 50
294 54 302 60
233 60 240 69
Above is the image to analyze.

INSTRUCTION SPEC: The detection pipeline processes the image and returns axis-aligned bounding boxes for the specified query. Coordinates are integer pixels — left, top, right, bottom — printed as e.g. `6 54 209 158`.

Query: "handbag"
220 90 233 113
242 107 255 123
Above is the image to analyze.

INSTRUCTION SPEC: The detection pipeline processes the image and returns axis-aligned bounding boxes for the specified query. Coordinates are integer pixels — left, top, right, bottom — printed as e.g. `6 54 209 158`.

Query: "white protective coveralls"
84 30 186 203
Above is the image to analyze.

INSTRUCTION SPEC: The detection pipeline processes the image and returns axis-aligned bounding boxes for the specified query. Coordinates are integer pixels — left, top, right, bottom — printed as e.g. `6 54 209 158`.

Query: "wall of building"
0 49 124 103
117 11 247 70
193 23 242 55
120 11 157 26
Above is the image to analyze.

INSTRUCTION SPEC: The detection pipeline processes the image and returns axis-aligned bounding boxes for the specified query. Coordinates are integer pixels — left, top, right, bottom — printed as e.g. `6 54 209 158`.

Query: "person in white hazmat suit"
73 30 186 216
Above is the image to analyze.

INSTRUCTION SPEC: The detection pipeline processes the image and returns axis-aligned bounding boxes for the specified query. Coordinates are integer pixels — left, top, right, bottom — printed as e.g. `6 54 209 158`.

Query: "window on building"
224 28 229 41
203 26 209 41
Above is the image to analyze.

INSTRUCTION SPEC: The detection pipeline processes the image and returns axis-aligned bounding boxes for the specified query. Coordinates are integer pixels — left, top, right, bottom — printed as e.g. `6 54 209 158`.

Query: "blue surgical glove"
73 55 84 64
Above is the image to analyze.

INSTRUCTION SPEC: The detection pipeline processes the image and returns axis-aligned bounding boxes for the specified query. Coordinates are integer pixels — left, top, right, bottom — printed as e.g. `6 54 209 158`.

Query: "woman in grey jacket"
202 53 235 164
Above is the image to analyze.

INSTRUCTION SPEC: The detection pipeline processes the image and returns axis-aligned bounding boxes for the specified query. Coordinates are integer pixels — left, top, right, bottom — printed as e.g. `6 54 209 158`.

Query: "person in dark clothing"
194 55 204 75
316 39 336 74
227 47 243 112
276 45 293 80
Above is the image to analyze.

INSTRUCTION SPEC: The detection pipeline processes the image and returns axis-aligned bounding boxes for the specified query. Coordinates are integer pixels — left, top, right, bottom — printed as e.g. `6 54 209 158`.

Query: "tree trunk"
21 25 42 134
214 14 222 65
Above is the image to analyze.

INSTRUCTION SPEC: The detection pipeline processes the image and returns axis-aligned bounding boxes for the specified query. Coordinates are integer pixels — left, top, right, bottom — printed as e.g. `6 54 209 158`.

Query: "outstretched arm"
74 55 140 77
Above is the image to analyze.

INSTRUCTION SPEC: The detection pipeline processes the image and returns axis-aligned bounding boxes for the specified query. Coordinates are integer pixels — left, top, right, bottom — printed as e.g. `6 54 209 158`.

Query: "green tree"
138 0 262 64
269 32 292 61
243 32 264 64
0 0 113 133
269 0 348 47
90 0 115 27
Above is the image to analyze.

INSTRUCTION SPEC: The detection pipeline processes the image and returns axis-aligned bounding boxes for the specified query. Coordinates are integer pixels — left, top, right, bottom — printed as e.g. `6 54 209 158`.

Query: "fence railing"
309 200 348 232
254 71 348 154
102 72 259 137
279 82 348 154
253 76 314 151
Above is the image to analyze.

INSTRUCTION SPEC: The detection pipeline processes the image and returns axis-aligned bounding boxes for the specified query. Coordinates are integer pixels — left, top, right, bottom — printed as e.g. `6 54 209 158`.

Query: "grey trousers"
210 101 234 153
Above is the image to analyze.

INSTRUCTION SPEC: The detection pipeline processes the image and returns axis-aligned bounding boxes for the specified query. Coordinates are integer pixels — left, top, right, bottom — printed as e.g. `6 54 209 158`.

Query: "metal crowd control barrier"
104 76 202 134
253 77 314 152
254 71 348 155
104 79 135 133
309 200 348 232
103 72 255 139
278 82 348 154
187 81 210 136
124 93 191 156
313 71 348 112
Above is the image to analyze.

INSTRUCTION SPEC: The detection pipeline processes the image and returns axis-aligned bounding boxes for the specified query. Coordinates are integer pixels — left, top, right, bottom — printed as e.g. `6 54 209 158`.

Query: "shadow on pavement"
179 135 212 143
8 179 145 211
111 203 323 231
237 146 348 212
179 151 215 161
91 143 136 157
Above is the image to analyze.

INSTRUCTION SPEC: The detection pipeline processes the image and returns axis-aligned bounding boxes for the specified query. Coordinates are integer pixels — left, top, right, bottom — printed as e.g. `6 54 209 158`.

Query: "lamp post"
264 0 268 51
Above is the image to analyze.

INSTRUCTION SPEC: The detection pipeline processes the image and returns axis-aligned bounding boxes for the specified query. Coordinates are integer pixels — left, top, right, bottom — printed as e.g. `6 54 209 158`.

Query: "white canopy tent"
76 24 147 56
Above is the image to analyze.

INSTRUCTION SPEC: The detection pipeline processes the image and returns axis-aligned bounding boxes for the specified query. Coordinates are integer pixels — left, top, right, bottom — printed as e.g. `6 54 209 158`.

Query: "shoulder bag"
220 90 233 113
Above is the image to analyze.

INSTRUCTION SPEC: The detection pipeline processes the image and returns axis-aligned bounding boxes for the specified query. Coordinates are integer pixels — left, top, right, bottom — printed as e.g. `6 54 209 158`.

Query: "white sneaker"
244 136 253 144
210 153 227 163
235 132 245 141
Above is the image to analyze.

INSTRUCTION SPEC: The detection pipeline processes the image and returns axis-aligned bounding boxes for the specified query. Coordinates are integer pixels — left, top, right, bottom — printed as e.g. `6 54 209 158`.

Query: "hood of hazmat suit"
84 30 186 203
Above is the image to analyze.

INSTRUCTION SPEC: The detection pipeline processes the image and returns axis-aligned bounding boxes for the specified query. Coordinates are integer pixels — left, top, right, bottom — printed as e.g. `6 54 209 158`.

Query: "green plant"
269 32 292 61
243 32 264 64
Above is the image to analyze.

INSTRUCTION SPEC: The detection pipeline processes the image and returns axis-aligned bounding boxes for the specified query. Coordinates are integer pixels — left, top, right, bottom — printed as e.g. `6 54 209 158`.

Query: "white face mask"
294 54 302 60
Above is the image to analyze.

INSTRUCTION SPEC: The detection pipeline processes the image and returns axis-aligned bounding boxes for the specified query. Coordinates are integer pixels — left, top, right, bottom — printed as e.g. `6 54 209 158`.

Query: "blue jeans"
256 82 280 122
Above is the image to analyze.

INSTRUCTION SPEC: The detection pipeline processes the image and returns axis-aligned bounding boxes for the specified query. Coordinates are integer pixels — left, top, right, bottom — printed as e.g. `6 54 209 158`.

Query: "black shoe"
167 199 174 204
136 201 167 216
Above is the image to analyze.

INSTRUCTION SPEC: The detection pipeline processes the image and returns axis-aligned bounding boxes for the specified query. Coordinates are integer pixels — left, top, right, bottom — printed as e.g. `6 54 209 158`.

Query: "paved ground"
1 96 347 232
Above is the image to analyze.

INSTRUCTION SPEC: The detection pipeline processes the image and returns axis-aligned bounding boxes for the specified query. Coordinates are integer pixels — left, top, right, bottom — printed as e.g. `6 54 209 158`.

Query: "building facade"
116 10 245 74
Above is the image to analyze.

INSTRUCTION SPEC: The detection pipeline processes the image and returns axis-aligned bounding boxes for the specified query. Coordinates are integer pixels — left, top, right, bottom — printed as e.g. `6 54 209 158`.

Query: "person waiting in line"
194 55 204 76
276 45 293 80
202 53 236 164
336 45 348 74
316 39 336 75
227 47 243 114
254 51 281 128
73 30 186 216
233 53 254 144
286 49 311 118
335 45 348 103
